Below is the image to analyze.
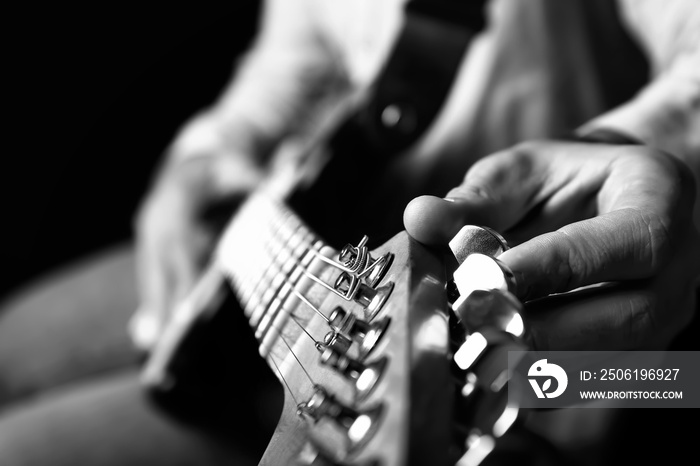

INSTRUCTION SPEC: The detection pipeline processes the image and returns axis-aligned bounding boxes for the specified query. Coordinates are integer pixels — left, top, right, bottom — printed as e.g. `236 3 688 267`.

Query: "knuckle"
633 208 673 274
625 148 696 209
551 229 588 292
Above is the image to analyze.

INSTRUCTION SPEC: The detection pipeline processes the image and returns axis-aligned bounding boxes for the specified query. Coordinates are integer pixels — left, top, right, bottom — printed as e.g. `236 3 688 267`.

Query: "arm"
404 1 700 351
132 0 350 349
578 0 700 223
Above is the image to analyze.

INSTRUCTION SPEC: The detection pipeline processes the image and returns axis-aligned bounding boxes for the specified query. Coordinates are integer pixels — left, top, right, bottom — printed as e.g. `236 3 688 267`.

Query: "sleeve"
576 0 700 170
169 0 350 164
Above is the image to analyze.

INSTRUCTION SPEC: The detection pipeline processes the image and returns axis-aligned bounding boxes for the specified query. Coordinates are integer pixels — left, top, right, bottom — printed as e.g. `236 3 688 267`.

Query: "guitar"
133 61 538 462
137 145 534 466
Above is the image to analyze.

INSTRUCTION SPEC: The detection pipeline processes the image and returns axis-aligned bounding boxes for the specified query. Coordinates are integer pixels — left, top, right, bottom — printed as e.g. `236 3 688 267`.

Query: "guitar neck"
214 191 333 357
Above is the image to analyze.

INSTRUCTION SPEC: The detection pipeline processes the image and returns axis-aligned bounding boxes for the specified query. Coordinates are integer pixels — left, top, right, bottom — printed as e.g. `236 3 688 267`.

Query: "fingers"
524 279 696 351
500 152 694 300
404 141 611 246
523 221 699 350
132 183 210 350
405 141 695 301
499 209 671 300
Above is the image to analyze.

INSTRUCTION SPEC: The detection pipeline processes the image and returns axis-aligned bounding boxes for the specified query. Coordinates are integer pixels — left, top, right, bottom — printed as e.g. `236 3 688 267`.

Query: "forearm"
579 0 700 224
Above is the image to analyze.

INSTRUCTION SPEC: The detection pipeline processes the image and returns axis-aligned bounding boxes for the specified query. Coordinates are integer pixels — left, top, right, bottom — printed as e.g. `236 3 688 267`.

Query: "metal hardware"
449 225 508 265
446 225 527 466
334 274 394 321
451 254 516 312
446 225 509 305
453 289 524 337
338 236 393 287
312 236 393 288
305 271 393 319
323 331 352 356
329 307 389 358
298 386 383 450
320 346 386 400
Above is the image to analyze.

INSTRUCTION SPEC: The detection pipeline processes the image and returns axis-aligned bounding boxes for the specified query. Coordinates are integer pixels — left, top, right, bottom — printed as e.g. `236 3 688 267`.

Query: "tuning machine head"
329 306 389 358
319 345 386 400
449 225 508 264
298 386 383 454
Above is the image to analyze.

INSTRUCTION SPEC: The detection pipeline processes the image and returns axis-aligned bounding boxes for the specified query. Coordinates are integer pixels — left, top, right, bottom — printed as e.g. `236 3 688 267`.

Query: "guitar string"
234 231 334 332
288 312 322 346
261 321 321 406
278 331 316 385
235 193 360 329
227 200 359 391
290 287 330 323
238 231 339 338
233 236 349 375
219 202 365 407
267 352 299 406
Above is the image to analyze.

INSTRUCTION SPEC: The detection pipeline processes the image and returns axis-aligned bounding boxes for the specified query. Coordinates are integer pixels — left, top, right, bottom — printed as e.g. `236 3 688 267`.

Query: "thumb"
403 141 607 246
403 193 508 246
404 148 549 245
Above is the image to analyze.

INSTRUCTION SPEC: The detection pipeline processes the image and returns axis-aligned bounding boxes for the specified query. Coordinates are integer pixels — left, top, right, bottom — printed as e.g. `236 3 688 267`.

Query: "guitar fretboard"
215 192 330 357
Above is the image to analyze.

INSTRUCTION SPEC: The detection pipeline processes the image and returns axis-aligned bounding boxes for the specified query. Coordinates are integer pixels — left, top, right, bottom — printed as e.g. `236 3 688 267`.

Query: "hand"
131 116 264 350
404 140 700 350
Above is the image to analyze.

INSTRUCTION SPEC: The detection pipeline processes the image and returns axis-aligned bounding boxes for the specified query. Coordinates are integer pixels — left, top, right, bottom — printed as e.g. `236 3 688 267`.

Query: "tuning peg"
451 254 517 311
337 236 393 287
453 328 508 372
446 226 509 305
453 289 524 338
334 273 394 321
320 345 386 400
449 225 508 265
329 306 389 358
323 330 353 355
298 386 383 451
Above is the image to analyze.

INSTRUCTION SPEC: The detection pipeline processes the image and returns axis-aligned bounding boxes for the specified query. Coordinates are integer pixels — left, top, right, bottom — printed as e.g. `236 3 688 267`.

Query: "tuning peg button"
451 254 517 311
453 289 524 337
449 225 508 265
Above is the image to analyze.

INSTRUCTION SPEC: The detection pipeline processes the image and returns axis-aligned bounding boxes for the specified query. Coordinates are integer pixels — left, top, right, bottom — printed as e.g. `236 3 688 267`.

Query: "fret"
248 230 318 328
254 272 288 339
259 244 331 357
248 261 284 326
215 192 333 355
253 240 324 345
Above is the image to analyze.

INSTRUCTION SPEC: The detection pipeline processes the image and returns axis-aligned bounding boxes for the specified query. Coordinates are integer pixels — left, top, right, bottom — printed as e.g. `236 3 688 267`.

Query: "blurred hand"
131 116 264 350
404 140 700 350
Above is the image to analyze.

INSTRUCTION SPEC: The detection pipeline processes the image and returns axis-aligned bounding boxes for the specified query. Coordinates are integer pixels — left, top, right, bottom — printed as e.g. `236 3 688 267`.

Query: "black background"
2 2 261 299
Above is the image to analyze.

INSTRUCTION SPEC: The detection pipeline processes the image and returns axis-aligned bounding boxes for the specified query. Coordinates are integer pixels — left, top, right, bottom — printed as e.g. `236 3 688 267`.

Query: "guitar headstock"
140 192 532 466
255 224 532 466
258 232 454 466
